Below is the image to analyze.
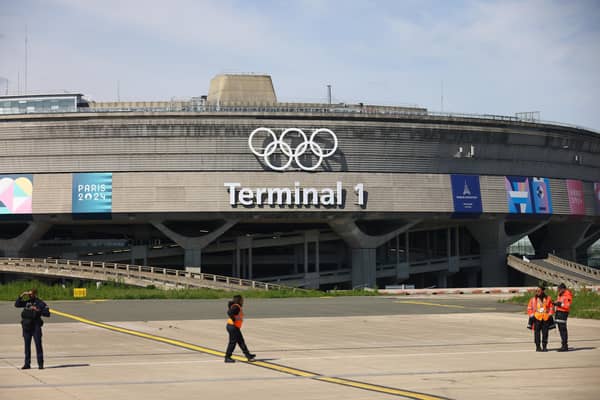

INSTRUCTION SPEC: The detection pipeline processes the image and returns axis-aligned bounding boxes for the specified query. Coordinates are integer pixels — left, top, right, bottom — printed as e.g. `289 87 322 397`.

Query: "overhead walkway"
507 254 600 288
0 257 303 292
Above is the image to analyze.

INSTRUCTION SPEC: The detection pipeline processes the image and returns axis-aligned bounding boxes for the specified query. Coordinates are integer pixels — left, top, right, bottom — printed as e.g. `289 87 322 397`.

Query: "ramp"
0 257 303 292
507 254 600 287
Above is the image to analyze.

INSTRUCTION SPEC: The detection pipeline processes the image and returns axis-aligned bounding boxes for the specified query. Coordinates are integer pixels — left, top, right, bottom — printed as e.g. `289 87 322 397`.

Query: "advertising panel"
566 179 585 215
0 174 33 214
72 173 112 213
505 176 533 214
530 177 553 214
595 182 600 215
450 174 482 213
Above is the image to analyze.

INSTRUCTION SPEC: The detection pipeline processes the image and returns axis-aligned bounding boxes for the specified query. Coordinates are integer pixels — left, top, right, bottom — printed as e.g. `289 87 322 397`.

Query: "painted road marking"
51 308 449 400
395 300 496 311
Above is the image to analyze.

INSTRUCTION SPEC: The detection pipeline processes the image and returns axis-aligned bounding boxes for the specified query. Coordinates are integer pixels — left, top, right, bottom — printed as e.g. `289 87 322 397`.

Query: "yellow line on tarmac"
395 300 466 309
51 308 449 400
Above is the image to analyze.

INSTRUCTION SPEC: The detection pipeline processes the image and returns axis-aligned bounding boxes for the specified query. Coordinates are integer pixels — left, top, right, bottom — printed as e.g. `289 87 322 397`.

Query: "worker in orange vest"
554 283 573 352
224 295 256 363
527 285 554 352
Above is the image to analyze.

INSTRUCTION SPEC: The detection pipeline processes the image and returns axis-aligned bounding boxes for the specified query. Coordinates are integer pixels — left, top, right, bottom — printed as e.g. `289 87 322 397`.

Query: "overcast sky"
1 0 599 130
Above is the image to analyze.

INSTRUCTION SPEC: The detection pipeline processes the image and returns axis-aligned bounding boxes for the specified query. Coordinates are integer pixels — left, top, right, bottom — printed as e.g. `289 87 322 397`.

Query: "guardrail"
506 255 593 288
2 103 597 134
546 254 600 281
263 255 481 286
0 257 305 292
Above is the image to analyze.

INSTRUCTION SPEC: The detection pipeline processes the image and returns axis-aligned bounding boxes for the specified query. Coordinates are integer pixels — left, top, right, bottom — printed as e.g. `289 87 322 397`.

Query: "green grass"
501 288 600 319
0 280 379 301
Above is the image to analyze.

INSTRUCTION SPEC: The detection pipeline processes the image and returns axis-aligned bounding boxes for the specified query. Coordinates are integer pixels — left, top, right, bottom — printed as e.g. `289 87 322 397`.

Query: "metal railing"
0 257 305 292
507 255 594 288
546 254 600 281
1 102 597 134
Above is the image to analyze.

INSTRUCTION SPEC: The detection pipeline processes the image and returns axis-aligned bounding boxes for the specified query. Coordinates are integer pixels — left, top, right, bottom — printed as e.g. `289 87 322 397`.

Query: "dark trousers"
23 326 43 367
556 311 569 346
225 324 250 357
533 319 549 348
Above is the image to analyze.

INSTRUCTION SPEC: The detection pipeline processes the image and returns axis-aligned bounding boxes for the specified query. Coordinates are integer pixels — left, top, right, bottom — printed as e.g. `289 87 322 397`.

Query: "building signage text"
224 181 365 207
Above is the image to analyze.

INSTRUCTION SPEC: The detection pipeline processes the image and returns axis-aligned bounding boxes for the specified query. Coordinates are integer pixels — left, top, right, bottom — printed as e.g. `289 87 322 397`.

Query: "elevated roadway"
507 254 600 287
0 257 299 292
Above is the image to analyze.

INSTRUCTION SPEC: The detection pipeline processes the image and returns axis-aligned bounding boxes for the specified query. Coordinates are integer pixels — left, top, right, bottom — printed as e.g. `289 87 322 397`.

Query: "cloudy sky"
1 0 599 130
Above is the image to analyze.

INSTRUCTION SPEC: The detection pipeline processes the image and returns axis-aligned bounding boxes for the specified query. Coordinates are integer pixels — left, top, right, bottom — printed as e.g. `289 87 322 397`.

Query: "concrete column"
437 271 448 288
248 246 253 280
329 218 420 290
132 245 149 266
478 247 509 286
468 220 547 287
0 221 51 257
467 268 479 287
184 248 202 269
351 248 377 289
152 219 236 270
468 220 509 286
530 222 593 261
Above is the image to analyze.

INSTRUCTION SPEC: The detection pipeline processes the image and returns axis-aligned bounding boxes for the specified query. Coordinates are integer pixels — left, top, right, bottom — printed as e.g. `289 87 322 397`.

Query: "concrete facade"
1 100 599 289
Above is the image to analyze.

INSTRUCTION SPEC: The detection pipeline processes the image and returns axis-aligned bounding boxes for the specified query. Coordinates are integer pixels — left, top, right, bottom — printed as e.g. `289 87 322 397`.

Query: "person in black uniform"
15 288 50 369
224 294 256 363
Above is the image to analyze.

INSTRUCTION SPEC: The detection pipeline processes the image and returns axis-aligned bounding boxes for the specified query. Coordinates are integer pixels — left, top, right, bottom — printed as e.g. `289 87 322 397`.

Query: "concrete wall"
21 171 599 216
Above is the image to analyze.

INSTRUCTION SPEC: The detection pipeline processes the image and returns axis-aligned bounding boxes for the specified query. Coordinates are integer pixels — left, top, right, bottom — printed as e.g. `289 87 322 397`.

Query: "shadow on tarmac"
45 364 90 369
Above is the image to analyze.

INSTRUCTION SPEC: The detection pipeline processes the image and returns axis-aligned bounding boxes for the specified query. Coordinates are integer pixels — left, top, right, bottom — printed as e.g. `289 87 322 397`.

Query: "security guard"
554 283 573 352
14 288 50 369
224 295 256 363
527 285 554 352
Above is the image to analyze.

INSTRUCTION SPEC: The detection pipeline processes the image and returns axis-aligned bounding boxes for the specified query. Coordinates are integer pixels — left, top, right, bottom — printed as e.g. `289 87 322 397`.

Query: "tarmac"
1 295 599 400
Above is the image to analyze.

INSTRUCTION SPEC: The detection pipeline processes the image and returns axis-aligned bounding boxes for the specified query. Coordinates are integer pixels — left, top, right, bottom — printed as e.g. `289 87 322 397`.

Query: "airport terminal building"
1 74 599 289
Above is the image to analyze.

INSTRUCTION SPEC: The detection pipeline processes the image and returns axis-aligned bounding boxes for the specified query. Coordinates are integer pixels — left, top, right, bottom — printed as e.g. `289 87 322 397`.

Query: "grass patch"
501 288 600 319
0 280 379 301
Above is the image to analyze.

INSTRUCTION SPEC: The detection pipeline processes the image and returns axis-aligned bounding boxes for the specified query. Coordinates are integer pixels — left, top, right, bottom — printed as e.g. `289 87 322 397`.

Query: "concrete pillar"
0 221 51 257
437 271 448 288
467 220 510 286
184 248 202 269
329 218 420 290
235 236 252 279
351 248 377 289
132 245 149 266
478 247 509 286
530 222 592 261
468 220 547 287
467 268 479 287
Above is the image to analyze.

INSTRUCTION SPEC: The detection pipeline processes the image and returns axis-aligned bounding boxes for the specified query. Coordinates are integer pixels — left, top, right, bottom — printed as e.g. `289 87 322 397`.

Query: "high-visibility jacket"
555 290 573 313
527 296 554 321
227 304 243 328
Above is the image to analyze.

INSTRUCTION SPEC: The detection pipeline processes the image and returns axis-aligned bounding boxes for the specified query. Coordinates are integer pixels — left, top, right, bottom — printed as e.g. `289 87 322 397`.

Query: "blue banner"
72 173 112 213
531 177 553 214
505 176 533 214
451 174 482 213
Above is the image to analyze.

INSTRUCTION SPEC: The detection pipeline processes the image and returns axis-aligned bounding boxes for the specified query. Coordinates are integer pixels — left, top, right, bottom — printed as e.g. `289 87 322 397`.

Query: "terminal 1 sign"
224 181 366 207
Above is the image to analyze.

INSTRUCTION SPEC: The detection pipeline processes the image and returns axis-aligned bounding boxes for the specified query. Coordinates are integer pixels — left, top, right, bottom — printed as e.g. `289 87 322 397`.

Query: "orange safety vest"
527 296 554 321
227 304 243 328
555 290 573 313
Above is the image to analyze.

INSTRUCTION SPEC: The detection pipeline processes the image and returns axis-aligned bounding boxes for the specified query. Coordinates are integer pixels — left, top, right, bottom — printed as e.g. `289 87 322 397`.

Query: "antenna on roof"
327 84 332 105
25 24 28 94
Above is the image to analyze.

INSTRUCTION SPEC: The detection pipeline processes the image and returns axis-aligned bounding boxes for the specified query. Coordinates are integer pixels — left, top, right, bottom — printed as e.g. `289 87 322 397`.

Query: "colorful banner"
451 174 482 213
567 179 585 215
595 182 600 215
0 174 33 214
505 176 533 214
72 173 112 213
530 177 553 214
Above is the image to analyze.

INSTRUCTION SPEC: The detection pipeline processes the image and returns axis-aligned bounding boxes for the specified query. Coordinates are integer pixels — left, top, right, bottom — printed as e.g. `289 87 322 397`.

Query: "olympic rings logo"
248 127 338 171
